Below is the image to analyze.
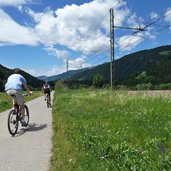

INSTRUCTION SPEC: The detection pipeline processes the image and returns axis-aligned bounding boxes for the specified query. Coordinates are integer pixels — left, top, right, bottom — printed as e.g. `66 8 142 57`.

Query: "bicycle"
7 94 30 136
45 93 51 108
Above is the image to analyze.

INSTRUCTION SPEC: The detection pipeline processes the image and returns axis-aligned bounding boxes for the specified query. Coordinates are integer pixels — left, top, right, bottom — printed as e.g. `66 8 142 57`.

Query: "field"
0 91 43 113
51 89 171 171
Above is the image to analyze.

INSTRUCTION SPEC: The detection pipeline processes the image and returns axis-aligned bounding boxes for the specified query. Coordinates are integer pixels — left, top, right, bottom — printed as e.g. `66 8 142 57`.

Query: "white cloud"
25 0 141 54
0 0 155 57
150 12 158 19
44 45 69 58
68 56 90 70
126 13 144 28
25 69 39 76
144 31 156 40
26 65 66 76
27 8 60 45
118 34 143 51
0 0 30 6
118 28 156 51
165 8 171 29
0 9 39 46
18 5 23 12
46 65 66 76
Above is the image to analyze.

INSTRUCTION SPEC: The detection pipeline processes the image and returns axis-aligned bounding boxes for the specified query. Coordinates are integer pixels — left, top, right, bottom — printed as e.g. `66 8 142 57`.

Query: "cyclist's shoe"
21 120 27 127
21 121 27 127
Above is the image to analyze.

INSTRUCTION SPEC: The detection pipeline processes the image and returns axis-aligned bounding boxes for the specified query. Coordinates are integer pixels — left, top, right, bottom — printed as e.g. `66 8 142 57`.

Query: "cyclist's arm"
23 83 32 94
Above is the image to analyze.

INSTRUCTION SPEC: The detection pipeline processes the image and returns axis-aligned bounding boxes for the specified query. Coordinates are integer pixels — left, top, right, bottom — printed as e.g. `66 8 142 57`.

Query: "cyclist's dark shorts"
45 92 50 96
44 88 50 95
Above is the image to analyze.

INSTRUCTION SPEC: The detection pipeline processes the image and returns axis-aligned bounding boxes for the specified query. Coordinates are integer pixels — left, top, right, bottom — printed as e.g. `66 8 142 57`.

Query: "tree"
93 74 104 88
135 71 155 84
0 79 4 91
135 71 147 84
0 70 4 91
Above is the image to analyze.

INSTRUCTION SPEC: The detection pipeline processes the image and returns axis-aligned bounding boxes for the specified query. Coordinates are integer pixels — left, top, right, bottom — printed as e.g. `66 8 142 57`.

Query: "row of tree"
61 73 171 90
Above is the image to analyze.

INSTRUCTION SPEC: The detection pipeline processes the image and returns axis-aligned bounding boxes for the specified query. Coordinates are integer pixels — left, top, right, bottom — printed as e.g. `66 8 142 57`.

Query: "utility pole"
66 59 68 73
109 8 145 90
110 8 115 89
112 9 115 89
66 59 69 84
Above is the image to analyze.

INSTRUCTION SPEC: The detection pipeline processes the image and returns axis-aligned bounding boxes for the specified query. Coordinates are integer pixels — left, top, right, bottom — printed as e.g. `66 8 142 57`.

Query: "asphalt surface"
0 94 53 171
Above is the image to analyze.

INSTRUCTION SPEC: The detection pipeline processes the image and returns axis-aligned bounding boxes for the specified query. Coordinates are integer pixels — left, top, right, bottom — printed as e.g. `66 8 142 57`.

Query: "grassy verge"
51 89 171 171
0 91 43 113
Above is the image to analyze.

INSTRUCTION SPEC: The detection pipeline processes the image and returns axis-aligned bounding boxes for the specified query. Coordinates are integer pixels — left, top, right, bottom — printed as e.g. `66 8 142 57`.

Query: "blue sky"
0 0 171 76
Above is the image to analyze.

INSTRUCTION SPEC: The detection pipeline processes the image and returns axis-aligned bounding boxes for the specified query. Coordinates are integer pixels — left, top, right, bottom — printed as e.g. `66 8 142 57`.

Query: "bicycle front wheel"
24 105 29 126
7 110 18 136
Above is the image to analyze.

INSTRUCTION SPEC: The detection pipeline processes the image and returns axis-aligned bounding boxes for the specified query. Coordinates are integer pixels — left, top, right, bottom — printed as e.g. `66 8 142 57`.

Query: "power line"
91 52 109 66
83 48 109 68
83 0 122 38
67 46 110 69
68 8 171 80
86 45 110 63
70 2 121 74
132 11 171 35
156 26 171 32
113 8 171 74
153 23 171 28
84 11 109 38
113 10 171 53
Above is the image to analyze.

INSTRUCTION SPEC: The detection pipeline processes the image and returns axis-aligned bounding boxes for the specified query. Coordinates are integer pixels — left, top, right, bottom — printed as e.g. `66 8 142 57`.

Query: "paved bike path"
0 93 53 171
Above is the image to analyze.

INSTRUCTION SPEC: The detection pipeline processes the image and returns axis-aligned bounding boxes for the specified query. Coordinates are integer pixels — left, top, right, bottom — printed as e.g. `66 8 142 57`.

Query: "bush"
93 74 104 88
116 85 129 90
0 82 4 92
136 83 153 90
157 83 171 90
55 80 67 90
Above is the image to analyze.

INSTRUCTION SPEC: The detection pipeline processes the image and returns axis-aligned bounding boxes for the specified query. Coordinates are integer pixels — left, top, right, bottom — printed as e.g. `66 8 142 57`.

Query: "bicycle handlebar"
23 91 32 96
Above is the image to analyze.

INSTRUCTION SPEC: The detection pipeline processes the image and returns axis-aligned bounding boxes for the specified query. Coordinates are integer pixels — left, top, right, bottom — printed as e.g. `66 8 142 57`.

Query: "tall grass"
0 92 12 112
0 91 43 113
51 89 171 171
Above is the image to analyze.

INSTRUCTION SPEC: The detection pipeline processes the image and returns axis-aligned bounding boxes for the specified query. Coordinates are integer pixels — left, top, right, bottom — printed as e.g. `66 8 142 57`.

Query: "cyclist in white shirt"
5 68 32 126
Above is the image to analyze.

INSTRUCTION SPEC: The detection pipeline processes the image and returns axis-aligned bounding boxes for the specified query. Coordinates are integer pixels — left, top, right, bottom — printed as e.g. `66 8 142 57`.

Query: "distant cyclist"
5 68 32 126
42 81 51 105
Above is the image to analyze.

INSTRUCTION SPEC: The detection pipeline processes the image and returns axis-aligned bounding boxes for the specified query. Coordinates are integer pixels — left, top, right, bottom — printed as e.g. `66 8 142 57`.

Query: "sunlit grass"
51 89 171 171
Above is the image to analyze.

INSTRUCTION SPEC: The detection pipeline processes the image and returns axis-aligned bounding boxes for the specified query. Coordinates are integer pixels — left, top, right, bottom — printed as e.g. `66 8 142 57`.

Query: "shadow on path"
15 123 47 137
27 123 47 132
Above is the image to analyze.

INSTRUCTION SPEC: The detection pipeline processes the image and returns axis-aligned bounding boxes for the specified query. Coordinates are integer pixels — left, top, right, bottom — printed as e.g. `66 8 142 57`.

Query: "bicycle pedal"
17 116 21 121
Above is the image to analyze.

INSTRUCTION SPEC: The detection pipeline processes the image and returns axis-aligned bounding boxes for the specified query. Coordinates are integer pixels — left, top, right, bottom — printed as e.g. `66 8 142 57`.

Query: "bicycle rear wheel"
46 95 50 108
7 110 18 136
24 105 29 126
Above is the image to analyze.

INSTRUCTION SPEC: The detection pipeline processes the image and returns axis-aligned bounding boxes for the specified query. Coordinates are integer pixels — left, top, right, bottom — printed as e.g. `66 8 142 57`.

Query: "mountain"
0 65 44 91
70 45 171 85
37 68 88 81
37 75 48 81
1 45 170 91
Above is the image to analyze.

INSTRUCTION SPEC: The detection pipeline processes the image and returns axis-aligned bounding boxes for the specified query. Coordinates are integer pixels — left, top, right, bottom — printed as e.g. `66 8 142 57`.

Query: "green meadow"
0 91 43 112
51 89 171 171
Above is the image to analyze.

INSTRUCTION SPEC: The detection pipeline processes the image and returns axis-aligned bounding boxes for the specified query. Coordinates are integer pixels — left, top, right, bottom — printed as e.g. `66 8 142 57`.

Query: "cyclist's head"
13 68 22 74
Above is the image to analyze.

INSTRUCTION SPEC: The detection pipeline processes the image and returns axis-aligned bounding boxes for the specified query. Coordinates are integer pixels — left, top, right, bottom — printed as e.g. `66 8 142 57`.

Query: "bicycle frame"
14 104 19 114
